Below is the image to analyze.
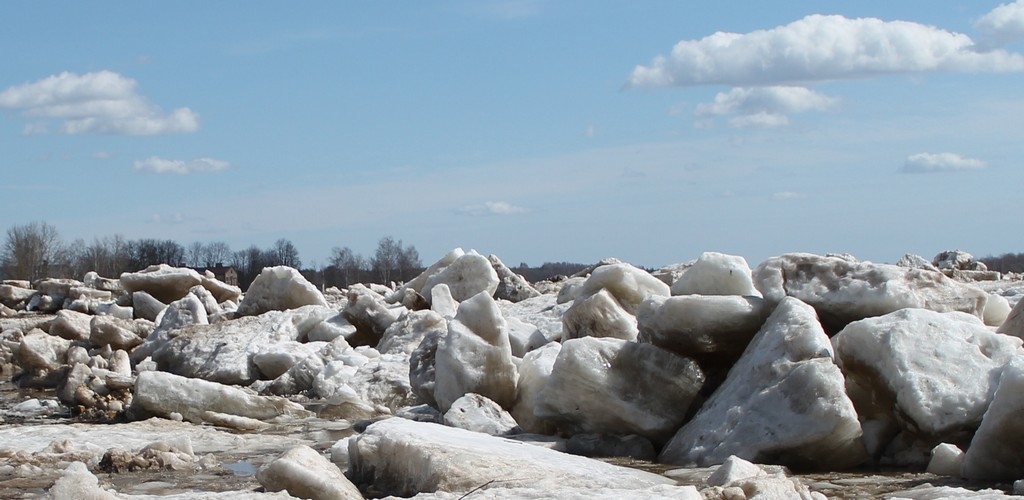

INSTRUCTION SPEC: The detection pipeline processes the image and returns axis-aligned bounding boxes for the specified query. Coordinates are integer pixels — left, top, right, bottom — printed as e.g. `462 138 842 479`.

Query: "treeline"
979 252 1024 274
513 261 589 283
0 221 423 290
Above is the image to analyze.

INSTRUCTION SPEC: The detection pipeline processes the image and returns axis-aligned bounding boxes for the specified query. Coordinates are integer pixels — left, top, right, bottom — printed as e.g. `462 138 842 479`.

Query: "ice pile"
2 248 1024 498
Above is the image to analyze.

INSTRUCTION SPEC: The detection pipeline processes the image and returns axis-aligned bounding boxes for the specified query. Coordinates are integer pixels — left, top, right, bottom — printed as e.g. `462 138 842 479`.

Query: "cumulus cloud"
695 86 838 128
628 14 1024 88
977 0 1024 47
901 152 987 174
0 71 198 135
457 201 528 216
134 157 231 175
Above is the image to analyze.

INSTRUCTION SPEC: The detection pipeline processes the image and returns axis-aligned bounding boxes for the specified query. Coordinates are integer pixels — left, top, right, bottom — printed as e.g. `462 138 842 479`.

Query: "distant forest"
512 262 589 283
979 253 1024 274
0 221 587 290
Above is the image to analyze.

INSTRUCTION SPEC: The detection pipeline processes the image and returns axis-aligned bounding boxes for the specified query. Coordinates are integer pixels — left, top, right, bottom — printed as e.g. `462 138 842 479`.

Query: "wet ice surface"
0 378 1016 499
0 377 355 499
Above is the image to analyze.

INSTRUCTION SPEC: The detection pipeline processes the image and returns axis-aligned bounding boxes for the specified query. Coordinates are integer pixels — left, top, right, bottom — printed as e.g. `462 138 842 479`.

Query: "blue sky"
2 1 1022 269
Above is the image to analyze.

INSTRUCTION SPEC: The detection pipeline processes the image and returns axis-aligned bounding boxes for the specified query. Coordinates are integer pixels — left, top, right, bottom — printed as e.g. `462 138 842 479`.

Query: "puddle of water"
224 461 257 477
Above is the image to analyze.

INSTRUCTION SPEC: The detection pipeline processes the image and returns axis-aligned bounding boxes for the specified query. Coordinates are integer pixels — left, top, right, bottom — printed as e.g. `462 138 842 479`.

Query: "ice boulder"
89 315 146 352
48 310 93 341
927 443 964 477
132 370 310 427
408 325 446 408
896 254 940 272
511 342 561 434
443 393 520 436
577 263 670 315
997 297 1024 339
252 341 324 379
377 309 447 355
555 276 587 304
961 358 1024 480
265 337 353 396
0 283 36 308
833 308 1022 439
535 337 704 445
236 266 328 317
984 293 1011 327
754 253 989 332
152 305 335 385
422 250 500 303
659 298 866 470
256 445 363 500
48 461 119 500
131 291 167 322
498 293 569 351
489 254 541 303
933 249 983 271
561 288 639 342
345 352 419 413
199 274 242 304
670 252 759 297
120 264 203 304
430 283 458 318
130 293 208 363
346 417 676 497
433 291 518 412
637 295 769 361
15 330 70 372
343 284 406 346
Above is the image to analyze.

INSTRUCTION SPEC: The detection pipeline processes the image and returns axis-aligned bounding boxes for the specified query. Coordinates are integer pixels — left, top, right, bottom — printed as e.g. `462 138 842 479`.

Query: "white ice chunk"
961 358 1024 480
236 266 328 317
660 297 865 469
434 292 518 412
670 252 760 297
833 308 1021 436
346 417 675 497
256 445 362 500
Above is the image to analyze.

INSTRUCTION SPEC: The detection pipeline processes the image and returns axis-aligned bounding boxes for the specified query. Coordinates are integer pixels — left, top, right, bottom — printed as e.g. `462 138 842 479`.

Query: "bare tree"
1 221 67 281
127 239 185 270
371 236 401 284
186 242 206 268
396 241 421 282
204 241 232 267
329 246 365 287
369 236 422 284
274 238 302 269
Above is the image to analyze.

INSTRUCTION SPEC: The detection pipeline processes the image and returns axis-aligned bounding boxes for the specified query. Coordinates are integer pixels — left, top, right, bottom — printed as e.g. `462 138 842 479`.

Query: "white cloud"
628 14 1024 88
772 191 807 200
0 71 199 135
977 0 1024 47
695 86 838 128
457 201 528 216
901 152 987 174
134 157 231 175
93 151 113 160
